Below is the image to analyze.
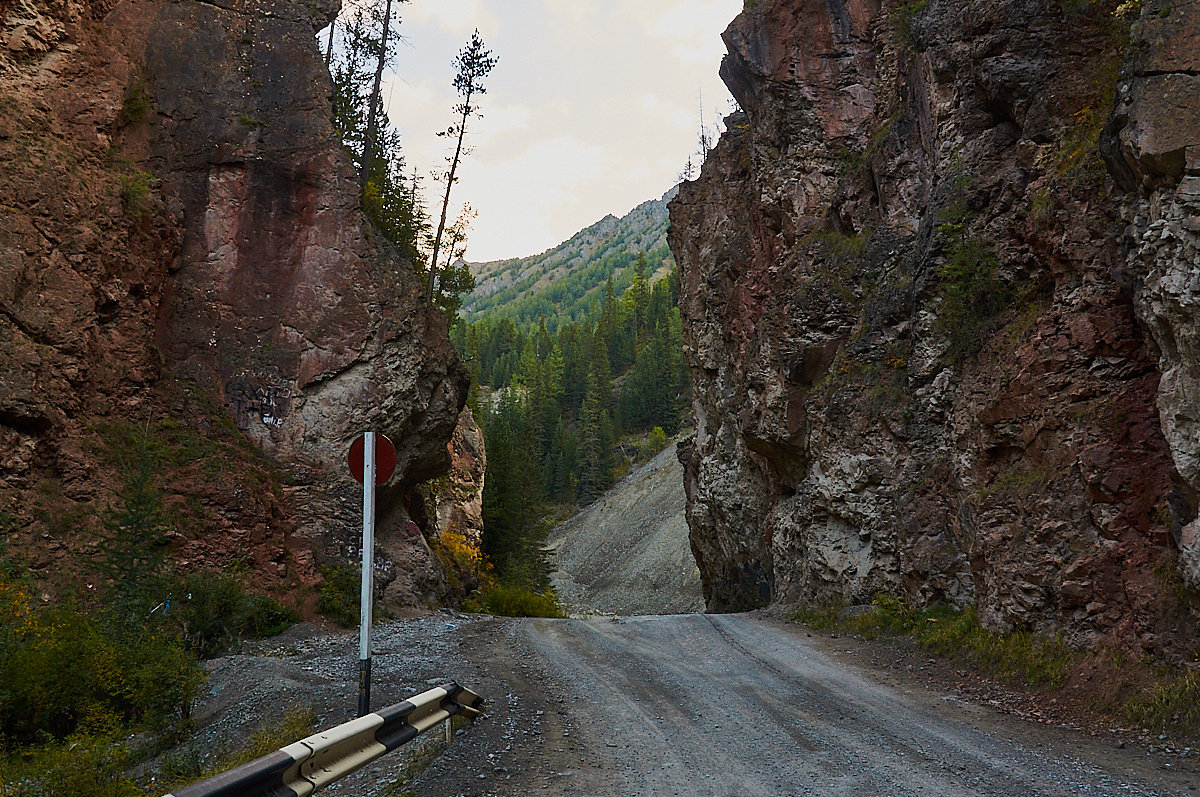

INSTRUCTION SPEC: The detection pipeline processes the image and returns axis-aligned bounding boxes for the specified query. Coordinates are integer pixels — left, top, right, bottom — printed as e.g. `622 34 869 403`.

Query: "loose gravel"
149 612 493 796
548 443 703 616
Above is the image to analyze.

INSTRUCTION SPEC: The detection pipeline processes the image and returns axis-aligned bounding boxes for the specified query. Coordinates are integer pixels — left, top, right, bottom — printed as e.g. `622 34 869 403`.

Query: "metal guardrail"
164 682 484 797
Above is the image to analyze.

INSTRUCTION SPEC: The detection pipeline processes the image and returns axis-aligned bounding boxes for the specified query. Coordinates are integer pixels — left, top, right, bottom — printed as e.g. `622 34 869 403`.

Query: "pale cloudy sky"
350 0 743 262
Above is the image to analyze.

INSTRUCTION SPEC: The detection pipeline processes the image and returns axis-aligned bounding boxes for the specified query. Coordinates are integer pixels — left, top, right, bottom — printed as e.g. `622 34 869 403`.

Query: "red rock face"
0 0 466 609
670 0 1199 656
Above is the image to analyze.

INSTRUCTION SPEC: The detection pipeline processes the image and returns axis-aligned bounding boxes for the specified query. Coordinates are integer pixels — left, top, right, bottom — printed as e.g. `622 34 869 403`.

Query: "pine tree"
359 0 405 191
97 433 170 610
480 392 551 588
626 251 650 337
429 30 497 303
577 373 606 505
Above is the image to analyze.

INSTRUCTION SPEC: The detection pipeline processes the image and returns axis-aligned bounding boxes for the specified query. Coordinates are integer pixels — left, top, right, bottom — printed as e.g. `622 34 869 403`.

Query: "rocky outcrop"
423 406 487 549
411 405 487 602
1 0 466 607
670 0 1198 657
1103 1 1200 590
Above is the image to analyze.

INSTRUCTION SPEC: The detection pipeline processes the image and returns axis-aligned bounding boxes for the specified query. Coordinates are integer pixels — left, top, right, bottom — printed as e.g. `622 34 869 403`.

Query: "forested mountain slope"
461 188 676 329
451 189 692 600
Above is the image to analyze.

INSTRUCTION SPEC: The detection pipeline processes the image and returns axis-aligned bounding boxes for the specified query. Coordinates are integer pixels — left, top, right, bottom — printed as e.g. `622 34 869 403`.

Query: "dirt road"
412 614 1197 796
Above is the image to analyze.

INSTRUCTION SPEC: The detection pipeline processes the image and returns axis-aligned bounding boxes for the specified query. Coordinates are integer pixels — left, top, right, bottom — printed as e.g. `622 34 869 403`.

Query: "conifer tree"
429 30 497 303
359 0 404 191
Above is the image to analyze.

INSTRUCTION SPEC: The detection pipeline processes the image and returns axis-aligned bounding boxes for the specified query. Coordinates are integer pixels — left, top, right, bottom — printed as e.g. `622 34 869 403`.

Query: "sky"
328 0 743 263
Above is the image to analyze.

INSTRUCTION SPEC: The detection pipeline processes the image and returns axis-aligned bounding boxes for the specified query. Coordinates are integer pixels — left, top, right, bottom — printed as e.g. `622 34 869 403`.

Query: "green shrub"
0 733 141 796
795 594 1072 689
120 81 151 124
890 0 930 46
0 582 204 747
935 201 1011 360
168 570 298 659
118 172 155 220
646 426 669 455
473 584 565 618
316 565 361 628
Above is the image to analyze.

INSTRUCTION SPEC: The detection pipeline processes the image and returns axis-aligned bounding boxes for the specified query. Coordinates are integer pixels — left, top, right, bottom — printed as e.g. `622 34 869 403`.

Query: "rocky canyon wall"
1 0 468 607
669 0 1199 658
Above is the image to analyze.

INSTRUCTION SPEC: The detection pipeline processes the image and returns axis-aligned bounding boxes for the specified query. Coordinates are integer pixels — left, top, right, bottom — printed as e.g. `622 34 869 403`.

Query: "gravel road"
412 613 1198 797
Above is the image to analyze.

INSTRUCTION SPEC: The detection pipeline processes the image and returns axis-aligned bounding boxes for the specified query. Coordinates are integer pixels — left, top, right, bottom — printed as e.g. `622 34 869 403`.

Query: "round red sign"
348 433 397 485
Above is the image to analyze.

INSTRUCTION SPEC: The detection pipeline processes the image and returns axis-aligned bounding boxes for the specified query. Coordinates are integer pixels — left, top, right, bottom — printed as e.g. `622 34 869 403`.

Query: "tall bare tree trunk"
427 92 471 303
359 0 393 192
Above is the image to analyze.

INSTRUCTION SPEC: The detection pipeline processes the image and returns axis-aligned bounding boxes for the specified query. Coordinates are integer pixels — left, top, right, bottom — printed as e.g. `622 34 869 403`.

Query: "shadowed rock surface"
669 0 1199 658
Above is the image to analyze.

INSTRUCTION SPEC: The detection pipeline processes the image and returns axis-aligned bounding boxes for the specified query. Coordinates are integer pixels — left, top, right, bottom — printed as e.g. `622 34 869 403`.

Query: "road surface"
411 614 1196 796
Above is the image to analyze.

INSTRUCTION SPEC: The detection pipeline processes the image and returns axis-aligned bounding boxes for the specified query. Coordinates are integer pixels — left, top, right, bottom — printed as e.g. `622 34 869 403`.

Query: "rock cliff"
669 0 1199 658
1 0 467 607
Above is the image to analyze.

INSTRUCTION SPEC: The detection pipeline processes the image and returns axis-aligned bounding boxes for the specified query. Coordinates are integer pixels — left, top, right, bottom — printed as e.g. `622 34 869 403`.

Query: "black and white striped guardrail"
164 682 484 797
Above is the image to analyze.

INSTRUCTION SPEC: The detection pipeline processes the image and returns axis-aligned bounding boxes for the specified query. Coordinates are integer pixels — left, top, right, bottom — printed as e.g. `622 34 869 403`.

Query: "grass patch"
158 705 316 792
471 583 566 618
795 593 1073 689
978 464 1056 499
0 732 143 796
1125 668 1200 736
808 227 874 261
221 705 315 769
117 171 155 220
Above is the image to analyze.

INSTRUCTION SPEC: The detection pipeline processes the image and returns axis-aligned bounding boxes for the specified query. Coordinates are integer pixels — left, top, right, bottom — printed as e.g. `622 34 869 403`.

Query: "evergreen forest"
327 0 479 319
452 251 690 598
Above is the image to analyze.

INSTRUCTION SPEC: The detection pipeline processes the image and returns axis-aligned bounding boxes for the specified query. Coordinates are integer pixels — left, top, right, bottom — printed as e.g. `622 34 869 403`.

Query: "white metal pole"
358 431 376 717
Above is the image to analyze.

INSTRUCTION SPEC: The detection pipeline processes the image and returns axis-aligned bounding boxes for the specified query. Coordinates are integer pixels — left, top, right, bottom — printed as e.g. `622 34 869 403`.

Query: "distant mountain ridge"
461 187 677 329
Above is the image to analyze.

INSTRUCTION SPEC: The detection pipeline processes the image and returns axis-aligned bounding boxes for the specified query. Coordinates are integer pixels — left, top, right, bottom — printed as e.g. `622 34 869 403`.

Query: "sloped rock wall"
0 0 467 607
670 0 1198 657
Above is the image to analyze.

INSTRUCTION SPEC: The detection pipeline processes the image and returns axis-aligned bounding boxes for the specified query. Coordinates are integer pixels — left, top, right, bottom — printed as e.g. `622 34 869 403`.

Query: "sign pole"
358 431 376 718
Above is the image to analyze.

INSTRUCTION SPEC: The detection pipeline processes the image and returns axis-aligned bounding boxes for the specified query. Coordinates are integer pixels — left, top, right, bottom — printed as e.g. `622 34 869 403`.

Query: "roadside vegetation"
155 705 316 792
0 418 299 795
796 593 1200 739
796 593 1073 688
